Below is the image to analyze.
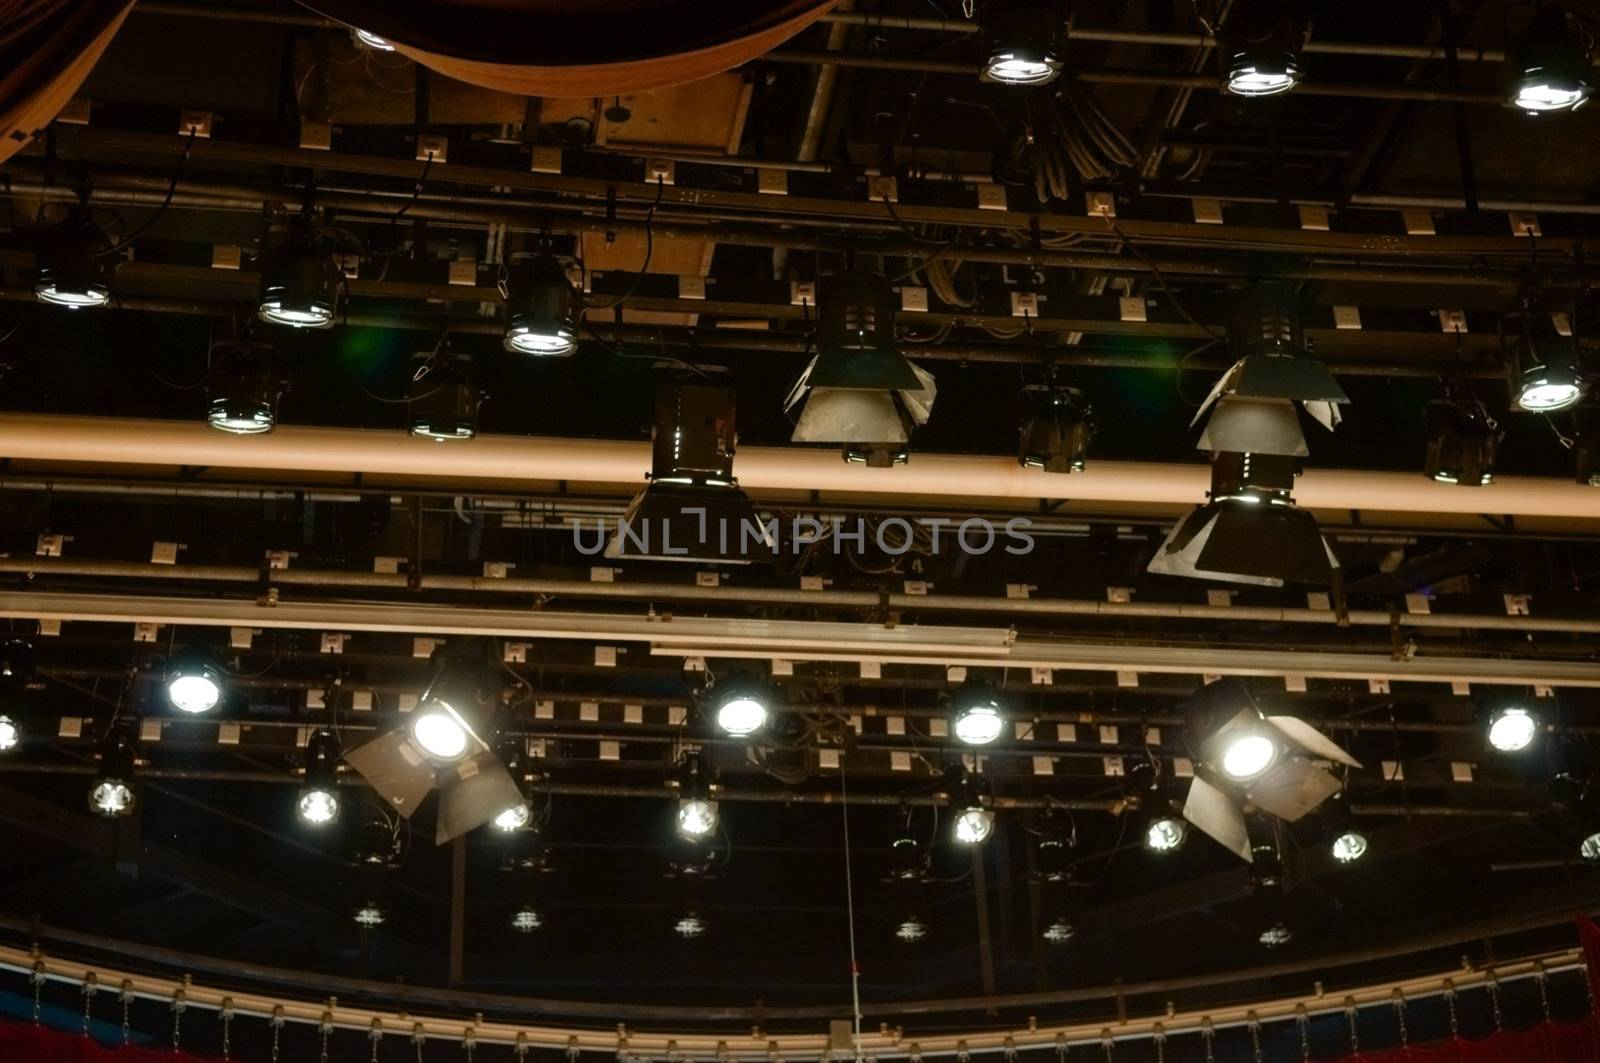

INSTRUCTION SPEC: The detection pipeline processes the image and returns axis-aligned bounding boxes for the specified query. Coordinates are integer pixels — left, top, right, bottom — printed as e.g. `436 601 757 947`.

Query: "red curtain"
1319 1018 1600 1062
0 1020 215 1062
296 0 839 97
0 0 133 166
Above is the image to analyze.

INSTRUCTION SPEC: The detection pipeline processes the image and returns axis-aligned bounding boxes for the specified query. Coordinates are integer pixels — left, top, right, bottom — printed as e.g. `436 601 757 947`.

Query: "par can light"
1507 6 1594 113
980 0 1064 86
503 253 578 356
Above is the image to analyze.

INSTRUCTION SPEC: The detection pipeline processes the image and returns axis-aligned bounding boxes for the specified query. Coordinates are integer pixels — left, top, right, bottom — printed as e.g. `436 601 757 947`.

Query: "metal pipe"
1 415 1596 520
8 556 1600 636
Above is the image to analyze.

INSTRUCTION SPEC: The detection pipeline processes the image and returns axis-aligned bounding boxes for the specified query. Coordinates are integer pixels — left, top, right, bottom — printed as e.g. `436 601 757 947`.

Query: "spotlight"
895 914 928 943
1143 774 1188 854
0 717 18 753
1042 913 1075 945
1577 400 1600 485
948 765 994 845
502 252 578 356
297 729 341 827
0 638 36 684
1504 295 1587 412
888 833 929 882
1034 828 1074 884
980 0 1064 86
606 370 776 564
1251 834 1293 947
353 28 396 51
1219 0 1306 97
949 678 1006 746
408 352 482 441
1581 829 1600 863
708 672 772 737
676 751 719 839
493 743 540 834
1507 7 1593 113
206 341 284 435
257 216 340 329
510 903 544 933
34 201 114 309
354 806 405 870
666 834 723 878
1424 380 1501 486
343 640 522 843
1147 451 1338 587
1324 793 1367 864
1180 678 1359 862
89 725 137 818
675 911 709 939
787 270 936 466
1331 829 1368 864
1487 704 1539 753
1018 383 1092 473
494 803 532 832
353 902 388 928
164 647 225 715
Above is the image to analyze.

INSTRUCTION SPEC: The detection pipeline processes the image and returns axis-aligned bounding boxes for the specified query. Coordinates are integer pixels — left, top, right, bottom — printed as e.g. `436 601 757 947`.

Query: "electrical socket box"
900 286 929 312
447 259 477 286
211 245 242 270
299 121 332 151
868 176 898 202
757 169 788 195
1509 212 1541 237
1332 305 1362 330
790 280 816 307
150 541 183 565
646 158 676 185
416 134 448 162
678 276 706 300
529 146 562 174
1010 291 1040 318
1297 204 1331 231
335 254 360 280
1191 198 1224 224
1118 296 1147 322
976 184 1008 210
1402 209 1435 236
179 110 213 137
1086 191 1116 218
1437 309 1467 333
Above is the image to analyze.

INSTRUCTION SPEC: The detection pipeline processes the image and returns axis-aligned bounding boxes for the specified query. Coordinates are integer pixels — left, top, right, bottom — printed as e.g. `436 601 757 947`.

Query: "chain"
1247 1013 1263 1063
1151 1024 1165 1063
172 988 187 1050
1535 962 1552 1020
1487 971 1505 1030
1099 1029 1113 1062
1054 1033 1067 1063
1344 999 1360 1054
1444 981 1460 1037
1296 1005 1311 1063
414 1022 429 1063
120 980 133 1045
320 1010 334 1063
81 972 98 1036
221 998 234 1059
30 961 44 1023
371 1018 384 1063
1391 989 1409 1046
516 1032 530 1061
271 1005 286 1063
1201 1019 1215 1063
464 1024 478 1063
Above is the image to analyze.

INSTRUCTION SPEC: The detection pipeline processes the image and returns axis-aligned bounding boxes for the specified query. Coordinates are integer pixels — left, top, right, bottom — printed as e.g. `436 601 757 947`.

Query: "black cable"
93 130 198 258
1100 216 1226 342
586 177 667 311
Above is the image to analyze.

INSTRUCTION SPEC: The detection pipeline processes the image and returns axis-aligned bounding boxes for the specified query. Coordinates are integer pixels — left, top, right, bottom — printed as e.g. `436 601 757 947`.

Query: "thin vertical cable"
840 761 865 1063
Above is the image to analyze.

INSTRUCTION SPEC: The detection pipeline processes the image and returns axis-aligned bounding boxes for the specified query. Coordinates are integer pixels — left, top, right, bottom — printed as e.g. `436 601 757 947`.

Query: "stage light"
1180 678 1359 862
895 914 928 943
89 726 137 818
980 1 1064 86
1508 7 1593 113
709 672 771 736
888 833 929 882
1258 922 1293 947
675 911 709 939
1582 832 1600 862
1504 297 1587 412
948 765 994 845
34 201 114 309
1331 829 1368 863
787 270 936 466
503 252 578 356
353 28 396 51
1147 451 1337 587
949 678 1005 746
165 648 225 715
606 370 775 564
297 729 341 827
0 639 35 683
511 903 544 933
494 803 532 832
0 717 17 753
344 640 522 843
1219 0 1306 97
408 352 481 441
676 752 719 839
1324 792 1367 863
1042 914 1074 944
206 342 284 435
257 216 340 329
1487 705 1538 752
353 902 387 928
1018 384 1092 473
1424 381 1501 486
1142 771 1188 854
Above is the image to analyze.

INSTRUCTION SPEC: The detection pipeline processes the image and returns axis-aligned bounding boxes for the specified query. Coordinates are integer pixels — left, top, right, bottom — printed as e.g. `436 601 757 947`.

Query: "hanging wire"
1151 1024 1164 1063
1391 988 1409 1046
414 1022 429 1063
120 980 134 1045
1445 980 1461 1037
1487 970 1505 1030
1100 1030 1114 1061
221 998 234 1059
320 1010 334 1063
81 972 98 1036
839 760 865 1063
172 987 187 1050
1536 961 1553 1020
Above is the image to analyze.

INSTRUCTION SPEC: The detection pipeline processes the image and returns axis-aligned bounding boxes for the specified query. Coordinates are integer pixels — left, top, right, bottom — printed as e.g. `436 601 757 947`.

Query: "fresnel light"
206 340 285 435
257 212 341 329
1506 6 1594 113
1219 0 1307 98
948 764 995 845
676 750 720 840
297 729 342 827
979 0 1065 87
1503 291 1588 413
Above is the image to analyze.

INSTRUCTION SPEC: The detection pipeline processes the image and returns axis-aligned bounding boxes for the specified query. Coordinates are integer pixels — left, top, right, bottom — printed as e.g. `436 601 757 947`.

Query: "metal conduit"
4 556 1599 636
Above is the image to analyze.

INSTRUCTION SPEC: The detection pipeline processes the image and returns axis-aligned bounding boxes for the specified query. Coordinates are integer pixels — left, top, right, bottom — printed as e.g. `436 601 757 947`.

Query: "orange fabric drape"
298 0 838 97
0 0 134 166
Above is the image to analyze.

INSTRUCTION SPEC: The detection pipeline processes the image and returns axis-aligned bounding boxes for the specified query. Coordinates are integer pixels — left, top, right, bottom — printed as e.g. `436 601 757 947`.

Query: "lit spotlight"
0 716 18 754
1252 833 1294 947
1042 913 1074 945
895 914 928 943
1324 793 1367 863
676 752 719 839
206 342 284 435
257 215 340 329
709 673 772 737
1508 7 1593 113
353 28 396 51
1424 380 1501 486
675 911 709 939
34 201 114 309
949 678 1006 746
353 902 387 928
494 803 532 832
1487 704 1539 753
1581 832 1600 863
1018 384 1092 473
1145 809 1187 854
1220 0 1306 97
1505 294 1586 412
1331 829 1368 864
1222 733 1278 782
980 0 1063 86
510 903 544 933
89 726 137 818
503 252 578 356
948 765 994 845
408 352 482 441
164 647 225 715
297 729 341 827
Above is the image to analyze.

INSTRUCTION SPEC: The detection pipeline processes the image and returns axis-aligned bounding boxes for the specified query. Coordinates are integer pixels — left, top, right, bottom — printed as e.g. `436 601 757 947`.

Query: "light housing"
1507 6 1594 113
164 647 226 715
948 765 994 845
297 729 342 827
1147 451 1337 587
34 203 114 309
257 218 340 329
89 725 137 818
606 370 776 564
408 353 482 441
1018 384 1092 472
206 341 284 435
1251 834 1293 947
1424 381 1501 486
510 903 544 933
1180 679 1360 862
980 0 1064 86
1143 772 1188 854
708 672 772 737
949 677 1006 746
1219 0 1306 97
343 640 522 843
1504 297 1587 412
1324 793 1367 863
895 914 929 943
675 911 709 939
353 901 388 928
786 271 936 465
676 752 719 839
1486 703 1539 753
503 252 578 356
0 717 16 753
